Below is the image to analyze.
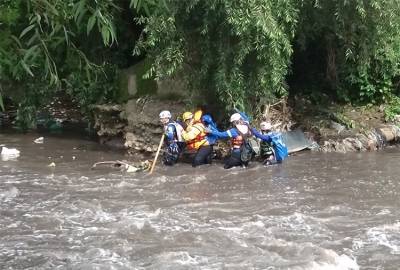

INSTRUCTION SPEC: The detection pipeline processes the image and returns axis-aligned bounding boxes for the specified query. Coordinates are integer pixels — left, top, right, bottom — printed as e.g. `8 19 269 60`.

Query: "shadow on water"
0 132 400 269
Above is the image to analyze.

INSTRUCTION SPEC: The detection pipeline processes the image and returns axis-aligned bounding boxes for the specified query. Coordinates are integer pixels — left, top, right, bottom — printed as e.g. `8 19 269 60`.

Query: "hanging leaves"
133 0 300 113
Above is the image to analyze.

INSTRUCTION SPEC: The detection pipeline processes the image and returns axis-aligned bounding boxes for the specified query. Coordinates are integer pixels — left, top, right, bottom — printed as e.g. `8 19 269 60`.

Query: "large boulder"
120 99 186 154
92 99 187 154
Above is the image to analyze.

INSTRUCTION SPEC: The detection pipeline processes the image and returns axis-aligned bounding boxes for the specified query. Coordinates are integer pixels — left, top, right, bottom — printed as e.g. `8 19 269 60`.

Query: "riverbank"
2 95 400 158
290 96 400 152
91 96 400 157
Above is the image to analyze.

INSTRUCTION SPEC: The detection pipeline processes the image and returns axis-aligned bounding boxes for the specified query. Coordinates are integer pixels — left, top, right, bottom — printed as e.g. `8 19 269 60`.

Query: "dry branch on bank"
261 98 294 131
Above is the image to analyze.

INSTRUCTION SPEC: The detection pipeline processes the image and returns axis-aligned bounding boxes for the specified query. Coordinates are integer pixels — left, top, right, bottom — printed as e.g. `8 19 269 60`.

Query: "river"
0 132 399 269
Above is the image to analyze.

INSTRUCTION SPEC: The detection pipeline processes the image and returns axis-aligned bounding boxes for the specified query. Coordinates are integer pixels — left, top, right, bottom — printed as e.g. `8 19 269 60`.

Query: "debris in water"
92 160 151 173
1 147 20 161
34 137 44 144
126 164 139 173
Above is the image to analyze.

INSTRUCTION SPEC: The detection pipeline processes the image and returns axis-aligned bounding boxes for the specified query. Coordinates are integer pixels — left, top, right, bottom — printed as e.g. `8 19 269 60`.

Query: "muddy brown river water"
0 132 399 269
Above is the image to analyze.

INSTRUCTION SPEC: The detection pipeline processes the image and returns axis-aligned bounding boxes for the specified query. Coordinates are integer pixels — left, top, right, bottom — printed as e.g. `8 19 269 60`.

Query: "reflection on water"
0 133 399 269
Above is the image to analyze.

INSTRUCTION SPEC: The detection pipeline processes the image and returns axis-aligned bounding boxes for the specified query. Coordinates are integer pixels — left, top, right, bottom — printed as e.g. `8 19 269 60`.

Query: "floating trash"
34 137 44 144
1 147 20 161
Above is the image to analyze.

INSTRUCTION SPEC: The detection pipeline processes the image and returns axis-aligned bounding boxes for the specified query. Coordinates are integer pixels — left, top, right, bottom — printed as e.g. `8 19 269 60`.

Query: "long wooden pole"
149 133 165 174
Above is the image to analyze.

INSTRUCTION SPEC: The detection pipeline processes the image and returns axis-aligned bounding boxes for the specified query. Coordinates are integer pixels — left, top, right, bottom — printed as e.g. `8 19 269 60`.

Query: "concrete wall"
118 60 188 102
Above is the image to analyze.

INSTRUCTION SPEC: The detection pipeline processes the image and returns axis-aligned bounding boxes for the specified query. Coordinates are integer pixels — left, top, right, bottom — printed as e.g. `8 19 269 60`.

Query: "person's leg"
264 156 282 166
206 145 214 164
177 142 186 154
163 143 180 166
163 151 178 166
192 145 213 167
223 150 242 169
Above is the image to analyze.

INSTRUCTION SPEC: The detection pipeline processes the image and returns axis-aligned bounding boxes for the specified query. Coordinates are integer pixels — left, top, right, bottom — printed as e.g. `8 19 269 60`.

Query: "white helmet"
260 121 272 131
159 110 172 119
230 113 241 123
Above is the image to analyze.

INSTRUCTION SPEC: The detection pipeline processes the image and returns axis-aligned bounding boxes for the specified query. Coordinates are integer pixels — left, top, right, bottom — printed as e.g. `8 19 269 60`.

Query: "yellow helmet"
182 111 193 121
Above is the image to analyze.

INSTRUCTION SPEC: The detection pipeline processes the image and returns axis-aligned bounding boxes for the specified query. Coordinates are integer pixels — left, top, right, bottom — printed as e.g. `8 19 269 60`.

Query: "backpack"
170 122 184 142
238 128 256 163
240 139 254 163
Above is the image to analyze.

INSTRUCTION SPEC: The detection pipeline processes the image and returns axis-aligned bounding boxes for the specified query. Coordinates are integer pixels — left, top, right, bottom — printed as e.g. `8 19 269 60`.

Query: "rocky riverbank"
2 94 399 157
290 97 400 152
92 96 400 157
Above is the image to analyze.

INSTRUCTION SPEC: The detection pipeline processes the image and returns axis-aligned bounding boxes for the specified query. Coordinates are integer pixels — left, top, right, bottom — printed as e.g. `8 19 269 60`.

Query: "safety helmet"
260 121 272 131
201 114 213 125
159 110 172 119
230 113 241 123
182 111 193 121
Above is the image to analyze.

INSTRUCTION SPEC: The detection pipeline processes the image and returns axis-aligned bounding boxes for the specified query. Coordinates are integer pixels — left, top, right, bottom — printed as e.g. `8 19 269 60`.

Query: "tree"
294 0 400 103
134 0 300 113
0 0 124 128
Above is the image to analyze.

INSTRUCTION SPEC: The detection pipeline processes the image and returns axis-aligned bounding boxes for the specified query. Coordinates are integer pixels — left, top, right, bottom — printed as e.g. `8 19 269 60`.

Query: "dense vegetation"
0 0 399 129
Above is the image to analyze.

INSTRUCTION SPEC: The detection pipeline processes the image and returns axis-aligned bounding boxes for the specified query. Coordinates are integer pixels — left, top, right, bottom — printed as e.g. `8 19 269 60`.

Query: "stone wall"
117 60 187 102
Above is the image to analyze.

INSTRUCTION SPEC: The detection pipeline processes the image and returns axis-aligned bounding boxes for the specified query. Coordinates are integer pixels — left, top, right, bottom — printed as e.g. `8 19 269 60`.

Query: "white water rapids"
1 133 399 269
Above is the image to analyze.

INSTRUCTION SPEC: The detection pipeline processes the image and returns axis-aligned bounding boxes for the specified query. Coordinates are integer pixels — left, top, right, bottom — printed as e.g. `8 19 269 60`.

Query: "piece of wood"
92 160 131 169
149 133 165 174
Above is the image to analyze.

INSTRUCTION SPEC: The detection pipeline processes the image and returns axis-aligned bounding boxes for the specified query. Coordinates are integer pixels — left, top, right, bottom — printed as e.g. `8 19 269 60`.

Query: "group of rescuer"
158 109 288 169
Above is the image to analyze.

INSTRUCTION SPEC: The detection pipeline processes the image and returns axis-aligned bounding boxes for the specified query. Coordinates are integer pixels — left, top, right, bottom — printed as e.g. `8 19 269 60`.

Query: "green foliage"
134 0 300 113
64 64 117 115
134 0 400 111
384 95 400 122
1 0 400 130
130 0 168 16
0 0 123 129
0 93 4 112
295 0 400 103
12 80 56 131
14 0 119 86
15 104 37 131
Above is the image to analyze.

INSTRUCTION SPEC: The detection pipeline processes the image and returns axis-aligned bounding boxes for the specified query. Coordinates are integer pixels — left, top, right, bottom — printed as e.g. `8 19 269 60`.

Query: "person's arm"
208 127 239 139
182 124 202 141
251 128 272 142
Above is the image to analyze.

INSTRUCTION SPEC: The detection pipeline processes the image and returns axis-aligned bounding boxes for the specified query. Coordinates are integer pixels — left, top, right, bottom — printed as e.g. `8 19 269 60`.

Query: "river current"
0 133 399 269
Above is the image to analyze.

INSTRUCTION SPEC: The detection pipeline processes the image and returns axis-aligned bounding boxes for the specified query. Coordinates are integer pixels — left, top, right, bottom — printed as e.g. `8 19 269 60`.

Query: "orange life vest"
186 122 208 150
231 125 251 149
231 135 243 149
